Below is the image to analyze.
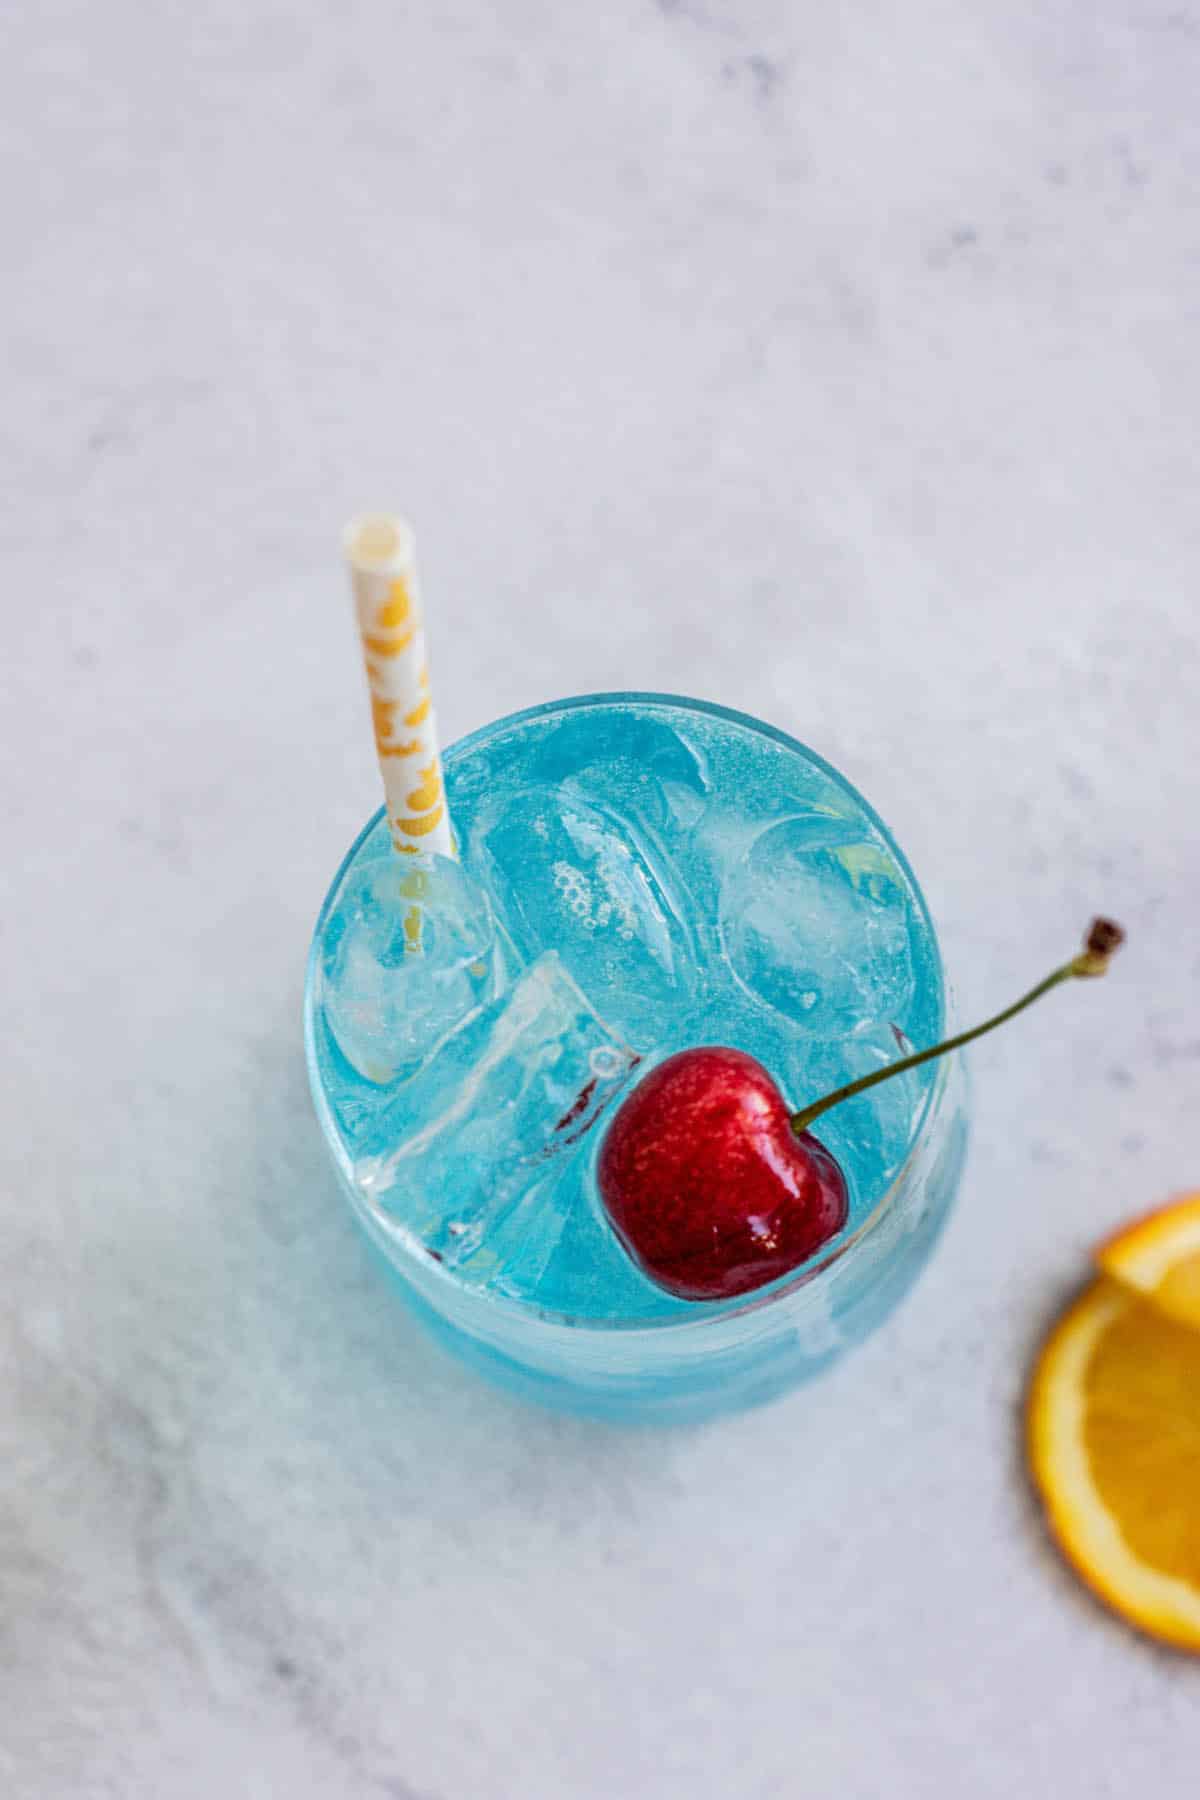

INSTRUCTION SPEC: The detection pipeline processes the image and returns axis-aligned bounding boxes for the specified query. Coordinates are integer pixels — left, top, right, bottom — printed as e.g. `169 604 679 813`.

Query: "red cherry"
595 920 1126 1302
596 1047 849 1301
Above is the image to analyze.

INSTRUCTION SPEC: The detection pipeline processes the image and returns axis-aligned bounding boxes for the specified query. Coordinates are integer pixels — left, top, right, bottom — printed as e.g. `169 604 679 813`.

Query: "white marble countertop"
4 4 1199 1795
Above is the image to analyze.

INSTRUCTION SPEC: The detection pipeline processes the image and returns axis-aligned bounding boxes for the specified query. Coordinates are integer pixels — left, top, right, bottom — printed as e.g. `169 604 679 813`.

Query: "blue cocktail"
305 693 968 1420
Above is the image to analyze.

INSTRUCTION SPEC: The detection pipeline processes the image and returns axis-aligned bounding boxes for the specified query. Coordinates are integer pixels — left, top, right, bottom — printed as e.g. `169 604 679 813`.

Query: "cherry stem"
788 917 1125 1137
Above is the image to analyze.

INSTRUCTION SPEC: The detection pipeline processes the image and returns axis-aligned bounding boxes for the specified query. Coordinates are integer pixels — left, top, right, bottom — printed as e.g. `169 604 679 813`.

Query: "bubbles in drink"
466 783 702 1048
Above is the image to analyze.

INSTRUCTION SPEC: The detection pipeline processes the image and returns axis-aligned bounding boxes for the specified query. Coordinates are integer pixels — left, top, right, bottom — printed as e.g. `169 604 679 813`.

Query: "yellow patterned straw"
342 514 454 861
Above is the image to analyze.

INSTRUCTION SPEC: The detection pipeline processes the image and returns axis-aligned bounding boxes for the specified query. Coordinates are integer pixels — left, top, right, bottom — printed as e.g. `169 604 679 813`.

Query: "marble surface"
4 3 1199 1794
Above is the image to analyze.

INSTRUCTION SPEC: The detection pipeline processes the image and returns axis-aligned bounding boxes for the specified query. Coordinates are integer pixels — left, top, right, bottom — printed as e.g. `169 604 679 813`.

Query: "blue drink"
305 695 967 1420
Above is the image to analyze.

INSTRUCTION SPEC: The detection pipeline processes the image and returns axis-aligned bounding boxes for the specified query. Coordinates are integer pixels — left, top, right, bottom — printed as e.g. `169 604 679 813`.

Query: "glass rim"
304 691 955 1340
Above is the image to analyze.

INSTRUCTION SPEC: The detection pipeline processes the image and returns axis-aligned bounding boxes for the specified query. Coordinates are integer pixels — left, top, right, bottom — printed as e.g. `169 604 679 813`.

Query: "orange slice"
1097 1191 1200 1329
1028 1203 1200 1652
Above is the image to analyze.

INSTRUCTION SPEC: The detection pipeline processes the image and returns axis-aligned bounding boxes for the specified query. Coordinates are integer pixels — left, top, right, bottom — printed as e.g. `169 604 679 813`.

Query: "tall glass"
305 694 968 1422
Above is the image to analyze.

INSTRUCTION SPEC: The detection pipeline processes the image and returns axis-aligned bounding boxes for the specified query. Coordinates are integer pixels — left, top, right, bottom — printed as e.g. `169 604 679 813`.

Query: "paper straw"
343 514 455 860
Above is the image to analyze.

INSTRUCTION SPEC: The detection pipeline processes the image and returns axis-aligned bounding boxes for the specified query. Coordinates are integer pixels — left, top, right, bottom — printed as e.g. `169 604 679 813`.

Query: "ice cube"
720 816 918 1031
525 710 712 836
353 953 640 1272
319 849 501 1085
464 785 701 1046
